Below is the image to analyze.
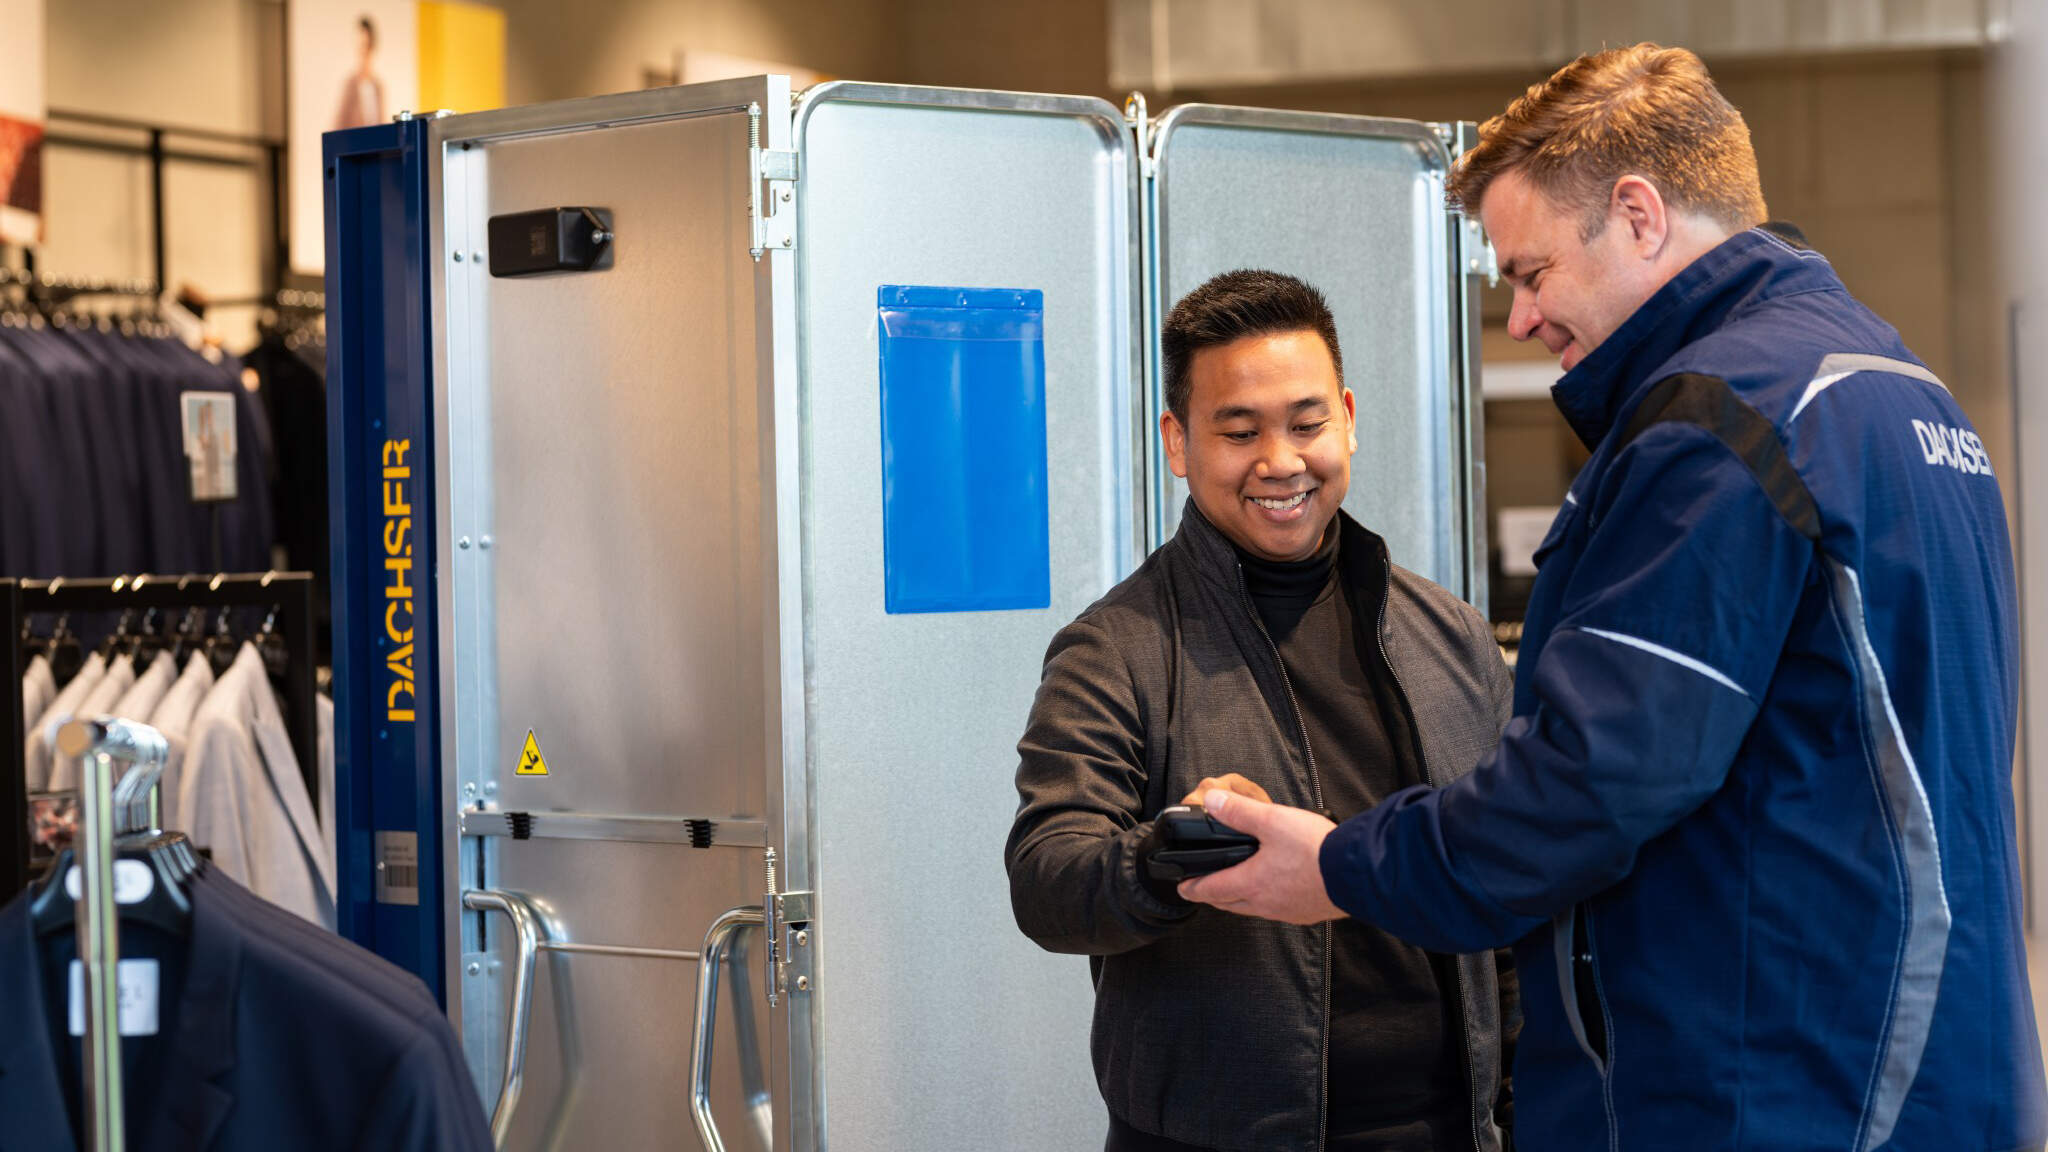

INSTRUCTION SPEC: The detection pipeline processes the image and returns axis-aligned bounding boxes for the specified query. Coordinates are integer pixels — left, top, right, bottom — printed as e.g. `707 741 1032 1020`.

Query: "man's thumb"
1204 788 1261 832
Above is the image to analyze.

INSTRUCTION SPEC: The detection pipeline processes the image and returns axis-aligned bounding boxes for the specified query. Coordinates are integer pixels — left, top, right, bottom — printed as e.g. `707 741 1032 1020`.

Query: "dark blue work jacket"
1322 225 2047 1151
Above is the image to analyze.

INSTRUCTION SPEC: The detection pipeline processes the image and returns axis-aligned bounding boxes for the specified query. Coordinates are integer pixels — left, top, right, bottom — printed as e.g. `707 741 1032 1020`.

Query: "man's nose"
1253 439 1307 478
1507 291 1543 342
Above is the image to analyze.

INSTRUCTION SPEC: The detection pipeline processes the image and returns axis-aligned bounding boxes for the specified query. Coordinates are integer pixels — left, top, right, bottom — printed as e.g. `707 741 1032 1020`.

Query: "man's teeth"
1252 492 1309 511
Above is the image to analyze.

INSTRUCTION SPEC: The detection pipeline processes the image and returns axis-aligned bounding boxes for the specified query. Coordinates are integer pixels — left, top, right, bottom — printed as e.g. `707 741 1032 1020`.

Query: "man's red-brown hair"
1447 43 1767 238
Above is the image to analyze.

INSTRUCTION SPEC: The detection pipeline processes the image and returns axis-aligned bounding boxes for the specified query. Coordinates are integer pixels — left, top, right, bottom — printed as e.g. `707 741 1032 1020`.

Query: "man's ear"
1162 410 1190 479
1611 174 1669 256
1341 387 1357 454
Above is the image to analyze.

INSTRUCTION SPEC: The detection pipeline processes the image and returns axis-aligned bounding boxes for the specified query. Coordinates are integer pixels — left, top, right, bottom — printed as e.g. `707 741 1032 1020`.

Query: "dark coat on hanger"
0 865 490 1151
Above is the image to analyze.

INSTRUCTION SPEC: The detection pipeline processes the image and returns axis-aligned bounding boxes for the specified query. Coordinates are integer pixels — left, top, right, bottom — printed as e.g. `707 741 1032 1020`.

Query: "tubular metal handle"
692 906 766 1152
462 889 542 1149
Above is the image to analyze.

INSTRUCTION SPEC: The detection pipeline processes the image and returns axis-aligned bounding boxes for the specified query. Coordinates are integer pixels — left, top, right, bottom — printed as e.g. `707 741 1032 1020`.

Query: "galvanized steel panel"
1151 106 1469 591
433 84 782 1151
790 83 1140 1152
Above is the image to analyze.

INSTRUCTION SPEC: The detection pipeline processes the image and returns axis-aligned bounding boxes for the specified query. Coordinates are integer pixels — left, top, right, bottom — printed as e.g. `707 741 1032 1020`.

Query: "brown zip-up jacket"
1006 503 1518 1152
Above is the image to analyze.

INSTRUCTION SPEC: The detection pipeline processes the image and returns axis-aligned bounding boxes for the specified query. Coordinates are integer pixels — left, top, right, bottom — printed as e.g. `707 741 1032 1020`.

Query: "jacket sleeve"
1322 420 1813 952
1005 616 1193 955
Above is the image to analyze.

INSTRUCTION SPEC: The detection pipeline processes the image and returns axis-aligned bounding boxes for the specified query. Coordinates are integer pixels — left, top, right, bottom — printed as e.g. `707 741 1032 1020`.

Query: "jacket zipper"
1376 556 1484 1152
1235 564 1329 1152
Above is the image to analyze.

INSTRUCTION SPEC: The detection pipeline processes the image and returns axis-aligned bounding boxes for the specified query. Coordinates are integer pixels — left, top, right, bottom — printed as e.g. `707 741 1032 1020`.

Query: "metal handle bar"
462 890 542 1148
692 905 766 1152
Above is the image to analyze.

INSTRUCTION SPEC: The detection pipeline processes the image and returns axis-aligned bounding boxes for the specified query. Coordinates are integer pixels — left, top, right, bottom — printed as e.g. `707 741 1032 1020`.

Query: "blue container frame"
323 118 446 1002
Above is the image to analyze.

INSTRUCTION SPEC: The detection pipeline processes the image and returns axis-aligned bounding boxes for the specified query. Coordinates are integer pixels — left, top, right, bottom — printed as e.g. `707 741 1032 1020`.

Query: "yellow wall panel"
419 0 505 113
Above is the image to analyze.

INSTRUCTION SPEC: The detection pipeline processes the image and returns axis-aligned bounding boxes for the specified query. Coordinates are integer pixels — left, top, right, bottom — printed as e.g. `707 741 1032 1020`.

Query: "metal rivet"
782 237 792 247
795 976 810 991
467 961 482 976
780 190 791 202
483 781 498 795
472 252 483 264
479 535 493 549
464 781 478 796
453 251 465 263
795 930 809 947
375 861 387 872
458 536 472 549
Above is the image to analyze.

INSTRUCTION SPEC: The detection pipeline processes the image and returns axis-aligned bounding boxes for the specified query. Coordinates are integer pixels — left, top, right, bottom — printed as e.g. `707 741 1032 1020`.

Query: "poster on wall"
0 0 46 248
289 0 419 274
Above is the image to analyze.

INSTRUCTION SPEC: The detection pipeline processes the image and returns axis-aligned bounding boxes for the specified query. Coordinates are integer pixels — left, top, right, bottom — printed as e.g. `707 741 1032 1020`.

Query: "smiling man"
1178 44 2047 1152
1006 270 1519 1152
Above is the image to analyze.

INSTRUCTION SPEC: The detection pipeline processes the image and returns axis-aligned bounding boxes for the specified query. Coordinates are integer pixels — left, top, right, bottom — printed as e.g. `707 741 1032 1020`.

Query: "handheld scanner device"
1144 804 1259 883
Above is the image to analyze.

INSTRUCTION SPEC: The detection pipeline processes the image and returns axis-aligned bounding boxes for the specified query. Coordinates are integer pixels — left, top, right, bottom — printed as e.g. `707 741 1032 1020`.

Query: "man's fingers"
1179 856 1255 905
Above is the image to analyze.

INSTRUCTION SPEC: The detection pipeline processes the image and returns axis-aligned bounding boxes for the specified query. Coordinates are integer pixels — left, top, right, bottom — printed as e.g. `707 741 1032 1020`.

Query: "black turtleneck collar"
1235 523 1339 635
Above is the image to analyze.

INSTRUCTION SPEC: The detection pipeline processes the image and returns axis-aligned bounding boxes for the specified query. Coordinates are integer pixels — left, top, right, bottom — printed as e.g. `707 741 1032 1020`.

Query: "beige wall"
494 0 898 107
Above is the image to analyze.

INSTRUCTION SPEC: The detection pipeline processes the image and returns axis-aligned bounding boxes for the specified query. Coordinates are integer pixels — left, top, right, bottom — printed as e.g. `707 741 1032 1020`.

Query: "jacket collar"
1173 498 1390 609
0 869 241 1152
150 870 240 1151
1550 222 1842 450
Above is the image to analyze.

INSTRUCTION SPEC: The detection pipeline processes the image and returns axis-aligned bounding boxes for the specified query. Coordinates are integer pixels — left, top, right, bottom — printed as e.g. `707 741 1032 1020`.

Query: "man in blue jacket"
1180 42 2048 1151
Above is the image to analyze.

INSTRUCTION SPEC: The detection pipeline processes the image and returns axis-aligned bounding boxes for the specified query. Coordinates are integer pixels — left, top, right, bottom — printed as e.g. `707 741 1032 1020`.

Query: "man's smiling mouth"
1250 491 1312 511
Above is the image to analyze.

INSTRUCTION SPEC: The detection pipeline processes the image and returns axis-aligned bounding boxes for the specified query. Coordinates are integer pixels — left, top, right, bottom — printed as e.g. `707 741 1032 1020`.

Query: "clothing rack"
0 268 161 315
1 572 318 901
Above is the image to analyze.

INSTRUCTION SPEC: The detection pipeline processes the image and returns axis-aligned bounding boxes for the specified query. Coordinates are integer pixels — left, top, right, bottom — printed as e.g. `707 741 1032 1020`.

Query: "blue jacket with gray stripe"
1320 224 2047 1151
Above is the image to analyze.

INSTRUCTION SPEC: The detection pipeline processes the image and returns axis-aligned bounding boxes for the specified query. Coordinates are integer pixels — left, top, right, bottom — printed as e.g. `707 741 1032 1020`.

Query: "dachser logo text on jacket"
1911 418 1995 477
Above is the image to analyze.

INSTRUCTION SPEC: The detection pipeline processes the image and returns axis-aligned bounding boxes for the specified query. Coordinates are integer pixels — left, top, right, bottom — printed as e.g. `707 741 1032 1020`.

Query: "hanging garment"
47 658 140 795
76 656 136 717
246 333 328 586
0 324 280 579
24 651 105 793
0 864 492 1151
111 650 178 722
175 643 334 927
20 653 55 734
147 652 215 818
0 339 65 576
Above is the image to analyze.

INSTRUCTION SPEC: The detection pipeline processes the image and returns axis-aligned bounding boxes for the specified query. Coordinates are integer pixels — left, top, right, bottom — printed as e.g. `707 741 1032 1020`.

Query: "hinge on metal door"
747 102 799 260
1461 214 1498 288
1430 121 1498 288
762 847 814 1006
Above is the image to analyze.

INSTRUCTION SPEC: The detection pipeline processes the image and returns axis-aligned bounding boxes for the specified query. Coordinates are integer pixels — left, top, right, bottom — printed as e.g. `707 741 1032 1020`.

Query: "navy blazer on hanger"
0 865 490 1152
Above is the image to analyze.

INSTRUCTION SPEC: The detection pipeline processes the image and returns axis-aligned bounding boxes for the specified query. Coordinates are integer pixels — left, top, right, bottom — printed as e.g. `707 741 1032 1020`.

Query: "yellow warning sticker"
516 730 551 776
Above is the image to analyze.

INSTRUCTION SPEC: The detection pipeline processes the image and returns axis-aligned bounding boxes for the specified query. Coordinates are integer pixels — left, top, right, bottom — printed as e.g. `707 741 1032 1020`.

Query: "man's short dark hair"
1162 270 1342 421
359 15 377 46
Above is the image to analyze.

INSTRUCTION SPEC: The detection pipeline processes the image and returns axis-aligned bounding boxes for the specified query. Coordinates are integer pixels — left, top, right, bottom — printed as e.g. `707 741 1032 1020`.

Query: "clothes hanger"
203 603 239 677
31 743 196 940
96 607 138 662
46 610 85 685
255 602 289 682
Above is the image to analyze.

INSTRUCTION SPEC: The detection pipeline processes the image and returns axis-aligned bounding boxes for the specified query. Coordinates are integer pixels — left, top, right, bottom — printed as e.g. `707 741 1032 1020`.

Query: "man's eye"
1295 421 1328 436
1221 430 1256 443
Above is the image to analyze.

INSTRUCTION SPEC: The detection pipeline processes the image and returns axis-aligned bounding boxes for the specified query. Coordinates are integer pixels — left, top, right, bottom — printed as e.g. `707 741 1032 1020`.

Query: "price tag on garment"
63 860 156 905
67 959 161 1037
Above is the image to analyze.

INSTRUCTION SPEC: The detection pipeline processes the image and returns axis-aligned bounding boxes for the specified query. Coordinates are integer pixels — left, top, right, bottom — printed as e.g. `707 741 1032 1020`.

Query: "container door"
1148 106 1485 604
430 78 791 1150
784 83 1143 1152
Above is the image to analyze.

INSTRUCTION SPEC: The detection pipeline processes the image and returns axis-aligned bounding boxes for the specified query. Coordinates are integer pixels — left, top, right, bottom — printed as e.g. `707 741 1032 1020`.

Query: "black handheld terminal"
1144 804 1260 883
